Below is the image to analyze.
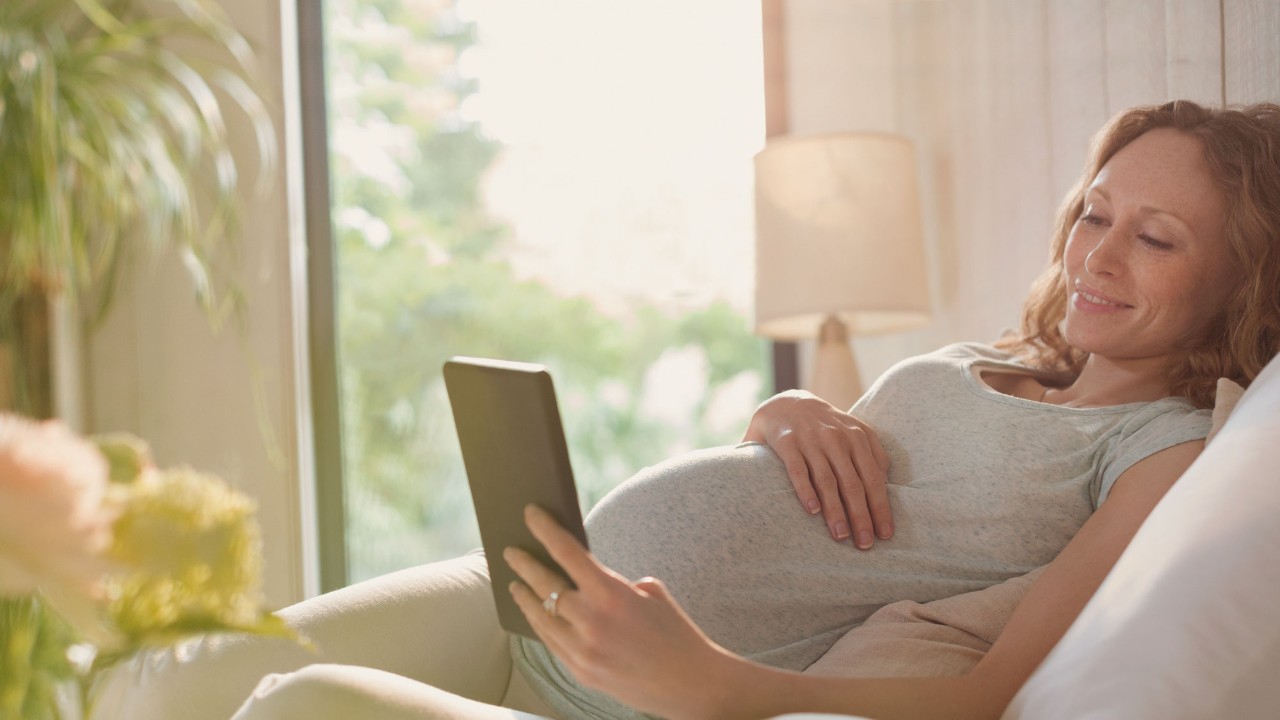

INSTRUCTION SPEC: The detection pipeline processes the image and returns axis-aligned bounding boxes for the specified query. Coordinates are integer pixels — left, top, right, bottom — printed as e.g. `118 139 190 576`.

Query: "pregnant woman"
498 99 1280 719
108 100 1280 720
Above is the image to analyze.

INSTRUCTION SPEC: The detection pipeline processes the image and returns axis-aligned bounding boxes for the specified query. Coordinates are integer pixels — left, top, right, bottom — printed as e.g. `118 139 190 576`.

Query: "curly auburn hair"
995 100 1280 408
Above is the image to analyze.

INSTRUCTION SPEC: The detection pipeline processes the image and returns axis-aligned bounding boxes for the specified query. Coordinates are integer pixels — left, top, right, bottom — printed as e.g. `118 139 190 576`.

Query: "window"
314 0 768 585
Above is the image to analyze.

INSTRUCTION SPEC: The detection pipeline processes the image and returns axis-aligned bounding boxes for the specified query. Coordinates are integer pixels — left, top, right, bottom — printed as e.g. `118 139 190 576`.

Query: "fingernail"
857 531 873 549
878 521 893 539
807 500 821 514
833 521 850 540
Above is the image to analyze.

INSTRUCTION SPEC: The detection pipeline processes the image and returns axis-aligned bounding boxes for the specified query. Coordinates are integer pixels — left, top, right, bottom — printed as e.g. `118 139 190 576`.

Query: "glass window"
322 0 768 583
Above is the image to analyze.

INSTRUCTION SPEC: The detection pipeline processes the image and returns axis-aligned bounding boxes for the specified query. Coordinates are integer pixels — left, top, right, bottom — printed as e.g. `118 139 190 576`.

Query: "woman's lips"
1073 282 1133 312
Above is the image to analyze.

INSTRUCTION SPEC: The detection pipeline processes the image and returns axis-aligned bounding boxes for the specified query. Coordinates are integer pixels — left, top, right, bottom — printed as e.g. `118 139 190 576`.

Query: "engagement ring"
542 591 560 618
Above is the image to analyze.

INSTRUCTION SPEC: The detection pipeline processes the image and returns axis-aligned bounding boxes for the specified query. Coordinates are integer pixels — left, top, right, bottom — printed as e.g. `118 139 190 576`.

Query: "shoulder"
865 343 997 392
1095 398 1212 506
903 342 1020 369
935 341 1015 362
866 342 1020 396
1114 397 1212 438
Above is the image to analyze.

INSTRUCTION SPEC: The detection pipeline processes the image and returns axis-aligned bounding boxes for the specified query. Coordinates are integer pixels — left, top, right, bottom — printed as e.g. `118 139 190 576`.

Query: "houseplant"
0 0 275 417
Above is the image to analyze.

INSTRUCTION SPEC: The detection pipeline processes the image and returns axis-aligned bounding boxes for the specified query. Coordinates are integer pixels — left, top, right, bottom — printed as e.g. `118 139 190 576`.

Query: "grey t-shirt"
513 343 1212 719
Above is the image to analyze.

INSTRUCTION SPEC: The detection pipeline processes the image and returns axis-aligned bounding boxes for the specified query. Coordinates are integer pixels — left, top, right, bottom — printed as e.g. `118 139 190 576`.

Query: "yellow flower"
103 467 290 648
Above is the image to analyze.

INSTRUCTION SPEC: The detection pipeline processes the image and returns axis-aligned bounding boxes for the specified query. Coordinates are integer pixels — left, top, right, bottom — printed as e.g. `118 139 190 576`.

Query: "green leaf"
0 596 77 720
92 433 152 484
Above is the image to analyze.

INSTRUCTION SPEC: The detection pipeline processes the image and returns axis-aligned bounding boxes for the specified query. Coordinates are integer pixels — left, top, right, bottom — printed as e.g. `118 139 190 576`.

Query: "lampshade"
753 133 930 340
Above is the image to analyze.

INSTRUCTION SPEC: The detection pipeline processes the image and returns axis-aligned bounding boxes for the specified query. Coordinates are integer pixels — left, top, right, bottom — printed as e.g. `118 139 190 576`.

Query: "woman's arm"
507 440 1205 720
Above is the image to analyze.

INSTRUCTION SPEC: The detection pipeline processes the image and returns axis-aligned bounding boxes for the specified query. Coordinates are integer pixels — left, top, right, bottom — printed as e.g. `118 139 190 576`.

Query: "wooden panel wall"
784 0 1280 384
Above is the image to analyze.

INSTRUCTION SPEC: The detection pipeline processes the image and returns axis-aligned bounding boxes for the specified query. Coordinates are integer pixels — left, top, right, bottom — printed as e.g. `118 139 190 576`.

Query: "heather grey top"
512 343 1212 719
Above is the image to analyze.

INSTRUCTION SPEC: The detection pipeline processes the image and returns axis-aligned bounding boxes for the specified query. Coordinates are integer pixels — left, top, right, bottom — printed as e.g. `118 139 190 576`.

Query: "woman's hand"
742 390 893 548
505 505 740 720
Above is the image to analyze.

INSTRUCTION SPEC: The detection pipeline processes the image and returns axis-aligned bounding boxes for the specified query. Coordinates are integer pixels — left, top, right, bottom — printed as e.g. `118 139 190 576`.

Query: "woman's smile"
1072 281 1133 312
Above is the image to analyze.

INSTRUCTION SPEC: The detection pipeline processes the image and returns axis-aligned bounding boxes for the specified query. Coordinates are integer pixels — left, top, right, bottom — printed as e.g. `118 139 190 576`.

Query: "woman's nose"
1084 233 1122 277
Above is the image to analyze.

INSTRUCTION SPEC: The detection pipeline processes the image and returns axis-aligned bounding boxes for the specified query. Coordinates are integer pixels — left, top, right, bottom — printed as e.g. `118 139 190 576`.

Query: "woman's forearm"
705 651 1008 720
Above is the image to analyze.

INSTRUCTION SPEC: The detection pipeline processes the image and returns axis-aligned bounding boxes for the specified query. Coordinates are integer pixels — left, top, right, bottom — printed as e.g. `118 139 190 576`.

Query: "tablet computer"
443 357 588 638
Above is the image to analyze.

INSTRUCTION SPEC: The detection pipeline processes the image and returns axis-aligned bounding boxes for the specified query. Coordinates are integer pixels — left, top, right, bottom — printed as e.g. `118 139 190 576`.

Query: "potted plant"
0 0 275 418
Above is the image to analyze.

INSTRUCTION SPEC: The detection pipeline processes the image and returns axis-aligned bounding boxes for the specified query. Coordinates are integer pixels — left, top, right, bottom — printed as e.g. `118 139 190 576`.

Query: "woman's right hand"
742 390 893 549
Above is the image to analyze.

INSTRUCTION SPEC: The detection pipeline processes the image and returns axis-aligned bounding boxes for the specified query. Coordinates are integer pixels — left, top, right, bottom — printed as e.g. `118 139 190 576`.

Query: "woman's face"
1061 128 1237 364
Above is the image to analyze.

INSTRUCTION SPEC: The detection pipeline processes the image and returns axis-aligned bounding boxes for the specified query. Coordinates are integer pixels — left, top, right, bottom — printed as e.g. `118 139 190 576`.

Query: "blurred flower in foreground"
0 418 298 720
0 416 115 632
104 467 293 649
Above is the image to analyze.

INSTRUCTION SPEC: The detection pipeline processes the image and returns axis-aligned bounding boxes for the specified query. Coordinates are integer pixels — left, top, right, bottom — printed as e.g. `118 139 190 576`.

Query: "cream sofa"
93 351 1280 719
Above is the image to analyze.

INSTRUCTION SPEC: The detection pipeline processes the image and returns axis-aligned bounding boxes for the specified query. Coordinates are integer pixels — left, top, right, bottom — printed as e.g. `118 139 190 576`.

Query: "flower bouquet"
0 415 296 720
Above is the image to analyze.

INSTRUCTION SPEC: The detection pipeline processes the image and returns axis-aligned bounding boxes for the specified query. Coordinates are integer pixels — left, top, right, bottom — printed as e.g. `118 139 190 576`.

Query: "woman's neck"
1047 354 1171 407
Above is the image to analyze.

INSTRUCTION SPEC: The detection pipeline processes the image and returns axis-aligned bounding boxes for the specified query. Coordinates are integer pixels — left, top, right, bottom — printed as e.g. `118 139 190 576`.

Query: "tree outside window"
324 0 767 582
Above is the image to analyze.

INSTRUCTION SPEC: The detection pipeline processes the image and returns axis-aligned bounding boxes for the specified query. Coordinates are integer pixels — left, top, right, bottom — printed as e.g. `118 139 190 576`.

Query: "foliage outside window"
325 0 767 582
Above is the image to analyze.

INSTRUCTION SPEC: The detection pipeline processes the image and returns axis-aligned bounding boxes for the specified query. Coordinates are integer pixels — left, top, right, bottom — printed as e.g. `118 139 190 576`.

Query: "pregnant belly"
581 440 1076 670
582 443 952 669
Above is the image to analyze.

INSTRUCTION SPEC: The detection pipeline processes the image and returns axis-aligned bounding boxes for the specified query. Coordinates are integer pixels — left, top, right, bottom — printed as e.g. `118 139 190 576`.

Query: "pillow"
805 376 1243 680
1004 353 1280 718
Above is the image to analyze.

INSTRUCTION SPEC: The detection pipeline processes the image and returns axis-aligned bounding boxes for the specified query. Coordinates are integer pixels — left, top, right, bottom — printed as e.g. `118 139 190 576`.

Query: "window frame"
296 0 349 593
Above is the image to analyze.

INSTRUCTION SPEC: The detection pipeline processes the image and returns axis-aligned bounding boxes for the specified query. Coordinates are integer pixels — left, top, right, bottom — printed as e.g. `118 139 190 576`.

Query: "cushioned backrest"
1004 353 1280 719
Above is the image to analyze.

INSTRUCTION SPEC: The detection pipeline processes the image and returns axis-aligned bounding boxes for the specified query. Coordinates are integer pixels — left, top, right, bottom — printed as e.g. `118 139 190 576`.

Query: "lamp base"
810 315 862 411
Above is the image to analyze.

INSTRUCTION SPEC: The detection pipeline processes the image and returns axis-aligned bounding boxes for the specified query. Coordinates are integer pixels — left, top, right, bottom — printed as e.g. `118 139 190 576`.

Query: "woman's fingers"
773 436 824 517
505 505 606 629
848 428 893 539
504 545 572 609
777 434 850 540
805 428 893 548
522 504 616 593
827 450 876 549
809 453 853 542
778 434 882 545
509 580 583 662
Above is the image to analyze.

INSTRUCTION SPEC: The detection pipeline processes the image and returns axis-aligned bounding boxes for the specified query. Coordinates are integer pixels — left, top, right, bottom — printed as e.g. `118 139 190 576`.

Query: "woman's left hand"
505 505 739 720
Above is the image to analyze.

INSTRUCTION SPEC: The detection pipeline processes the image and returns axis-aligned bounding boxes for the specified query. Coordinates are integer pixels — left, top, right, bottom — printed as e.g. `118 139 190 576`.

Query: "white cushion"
1005 353 1280 719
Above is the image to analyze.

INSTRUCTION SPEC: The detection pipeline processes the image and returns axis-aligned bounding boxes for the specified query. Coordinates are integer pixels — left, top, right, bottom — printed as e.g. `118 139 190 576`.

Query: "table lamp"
753 133 930 410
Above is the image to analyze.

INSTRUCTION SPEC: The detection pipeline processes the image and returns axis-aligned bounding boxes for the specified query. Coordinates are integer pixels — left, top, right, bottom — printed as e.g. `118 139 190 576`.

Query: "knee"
232 664 373 720
231 663 504 720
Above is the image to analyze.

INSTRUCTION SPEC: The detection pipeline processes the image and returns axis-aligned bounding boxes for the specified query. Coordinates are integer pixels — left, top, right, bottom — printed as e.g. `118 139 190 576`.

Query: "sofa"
92 351 1280 719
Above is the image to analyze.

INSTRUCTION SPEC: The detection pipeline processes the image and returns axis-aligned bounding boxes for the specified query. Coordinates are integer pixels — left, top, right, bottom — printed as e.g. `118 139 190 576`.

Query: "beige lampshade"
753 133 930 340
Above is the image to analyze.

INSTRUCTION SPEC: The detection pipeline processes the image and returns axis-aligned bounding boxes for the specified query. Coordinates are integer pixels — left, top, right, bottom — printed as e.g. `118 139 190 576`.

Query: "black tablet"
443 357 588 638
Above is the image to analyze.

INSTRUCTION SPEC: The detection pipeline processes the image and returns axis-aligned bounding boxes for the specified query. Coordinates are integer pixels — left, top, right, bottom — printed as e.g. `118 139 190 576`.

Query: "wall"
84 0 309 608
784 0 1280 385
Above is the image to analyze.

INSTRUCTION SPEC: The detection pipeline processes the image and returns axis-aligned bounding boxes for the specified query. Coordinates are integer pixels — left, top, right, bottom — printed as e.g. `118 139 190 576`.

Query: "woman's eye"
1139 234 1173 250
1080 214 1108 227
